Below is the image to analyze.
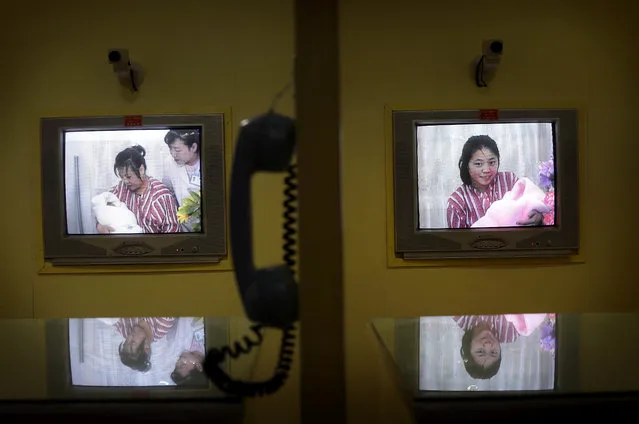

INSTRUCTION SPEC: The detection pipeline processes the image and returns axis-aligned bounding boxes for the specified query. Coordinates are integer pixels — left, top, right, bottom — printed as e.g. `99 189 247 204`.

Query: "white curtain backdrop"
419 316 555 391
68 317 203 387
64 130 171 235
417 123 554 229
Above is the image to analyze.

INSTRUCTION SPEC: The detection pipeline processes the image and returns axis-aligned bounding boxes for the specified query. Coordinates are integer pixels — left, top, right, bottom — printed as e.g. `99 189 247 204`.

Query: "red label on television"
124 115 143 126
479 109 499 120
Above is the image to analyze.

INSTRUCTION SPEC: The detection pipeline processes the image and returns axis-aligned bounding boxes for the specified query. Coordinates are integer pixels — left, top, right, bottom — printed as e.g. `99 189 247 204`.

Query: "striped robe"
114 317 177 342
111 177 180 233
447 171 519 228
453 315 519 344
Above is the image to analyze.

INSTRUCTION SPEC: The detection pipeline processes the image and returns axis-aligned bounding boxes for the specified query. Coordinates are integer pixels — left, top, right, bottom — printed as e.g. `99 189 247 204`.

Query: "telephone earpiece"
230 113 299 329
204 111 298 397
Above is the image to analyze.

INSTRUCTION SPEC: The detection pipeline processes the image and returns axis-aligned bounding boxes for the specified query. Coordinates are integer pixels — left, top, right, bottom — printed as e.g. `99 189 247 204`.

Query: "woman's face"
470 327 501 368
174 351 204 377
118 166 145 192
123 325 150 357
168 139 198 166
468 147 499 190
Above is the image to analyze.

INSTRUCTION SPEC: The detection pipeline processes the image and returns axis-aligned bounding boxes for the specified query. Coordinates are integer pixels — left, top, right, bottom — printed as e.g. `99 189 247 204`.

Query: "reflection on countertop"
0 316 260 401
372 312 639 397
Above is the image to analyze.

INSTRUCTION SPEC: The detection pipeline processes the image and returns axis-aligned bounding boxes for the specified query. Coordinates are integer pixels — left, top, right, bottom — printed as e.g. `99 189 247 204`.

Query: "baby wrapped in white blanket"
91 191 143 234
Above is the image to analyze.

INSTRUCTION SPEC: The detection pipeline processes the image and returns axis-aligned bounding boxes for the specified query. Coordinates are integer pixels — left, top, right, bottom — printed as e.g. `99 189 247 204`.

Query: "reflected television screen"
419 314 557 391
69 317 208 387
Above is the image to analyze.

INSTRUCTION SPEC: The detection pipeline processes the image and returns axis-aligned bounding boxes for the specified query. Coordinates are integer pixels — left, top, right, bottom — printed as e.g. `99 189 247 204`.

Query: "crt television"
391 108 579 260
45 317 235 398
40 113 228 265
393 313 580 396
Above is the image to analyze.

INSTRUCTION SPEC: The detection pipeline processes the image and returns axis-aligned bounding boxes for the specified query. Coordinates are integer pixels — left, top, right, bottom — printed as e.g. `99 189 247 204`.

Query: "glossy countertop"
0 316 262 401
372 313 639 398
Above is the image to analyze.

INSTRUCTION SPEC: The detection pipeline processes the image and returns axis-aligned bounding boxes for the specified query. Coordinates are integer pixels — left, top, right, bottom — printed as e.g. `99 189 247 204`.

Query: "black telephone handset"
203 112 299 397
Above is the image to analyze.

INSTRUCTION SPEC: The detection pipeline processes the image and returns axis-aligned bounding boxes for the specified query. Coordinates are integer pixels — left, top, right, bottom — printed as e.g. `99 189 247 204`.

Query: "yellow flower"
177 210 189 224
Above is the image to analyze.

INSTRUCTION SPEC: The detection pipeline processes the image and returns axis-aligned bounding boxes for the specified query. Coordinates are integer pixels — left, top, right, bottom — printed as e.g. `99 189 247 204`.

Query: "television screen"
42 114 227 265
68 317 209 387
417 122 555 230
419 314 556 391
391 108 579 260
64 128 204 235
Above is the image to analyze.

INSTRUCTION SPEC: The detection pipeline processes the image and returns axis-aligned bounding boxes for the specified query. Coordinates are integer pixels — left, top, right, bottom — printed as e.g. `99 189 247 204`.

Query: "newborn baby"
472 177 551 228
91 191 143 234
504 313 548 336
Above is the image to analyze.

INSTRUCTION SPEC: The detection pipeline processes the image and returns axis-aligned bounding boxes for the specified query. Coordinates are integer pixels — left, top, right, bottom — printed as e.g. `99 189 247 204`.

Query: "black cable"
283 164 298 275
129 61 138 92
204 165 298 397
475 55 488 88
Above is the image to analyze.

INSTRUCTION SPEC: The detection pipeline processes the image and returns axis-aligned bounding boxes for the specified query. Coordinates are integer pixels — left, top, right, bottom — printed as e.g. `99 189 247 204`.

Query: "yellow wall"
340 0 638 422
2 0 639 423
1 0 298 421
1 0 295 319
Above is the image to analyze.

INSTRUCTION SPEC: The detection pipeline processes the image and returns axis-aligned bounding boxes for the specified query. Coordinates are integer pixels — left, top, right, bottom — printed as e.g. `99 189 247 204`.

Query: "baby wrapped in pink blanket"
504 313 548 336
471 177 551 228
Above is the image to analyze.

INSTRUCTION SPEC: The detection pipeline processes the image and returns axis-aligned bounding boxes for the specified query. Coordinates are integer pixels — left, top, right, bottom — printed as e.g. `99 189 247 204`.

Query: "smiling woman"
455 314 549 381
456 315 516 379
446 135 544 228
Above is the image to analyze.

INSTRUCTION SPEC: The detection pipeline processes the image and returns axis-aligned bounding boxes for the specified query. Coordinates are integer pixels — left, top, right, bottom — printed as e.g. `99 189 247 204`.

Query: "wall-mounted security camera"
484 39 504 57
474 39 503 88
108 49 145 93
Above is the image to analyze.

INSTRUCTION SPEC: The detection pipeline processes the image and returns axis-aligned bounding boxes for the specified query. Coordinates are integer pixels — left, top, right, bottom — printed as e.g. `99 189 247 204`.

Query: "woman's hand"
516 210 544 226
96 223 115 234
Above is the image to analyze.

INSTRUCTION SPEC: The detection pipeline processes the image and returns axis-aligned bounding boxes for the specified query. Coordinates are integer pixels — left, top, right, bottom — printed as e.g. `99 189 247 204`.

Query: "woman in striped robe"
446 135 544 228
114 317 177 372
96 145 180 234
454 313 548 379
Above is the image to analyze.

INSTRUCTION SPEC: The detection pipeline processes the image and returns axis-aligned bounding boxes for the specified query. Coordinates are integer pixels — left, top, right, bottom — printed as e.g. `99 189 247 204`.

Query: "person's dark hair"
458 135 500 186
114 145 147 179
118 341 151 372
170 368 209 387
459 328 502 379
164 129 201 153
